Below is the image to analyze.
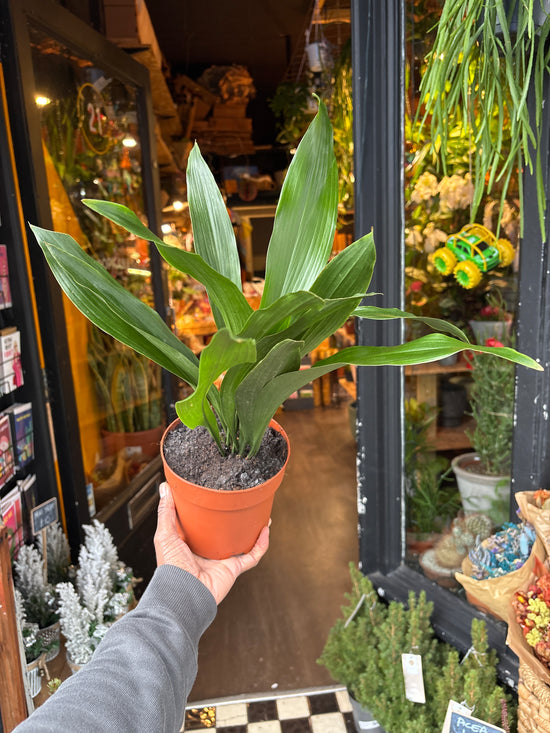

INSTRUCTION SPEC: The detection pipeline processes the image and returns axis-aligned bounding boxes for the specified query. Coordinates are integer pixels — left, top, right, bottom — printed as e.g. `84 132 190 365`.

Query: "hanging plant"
417 0 550 240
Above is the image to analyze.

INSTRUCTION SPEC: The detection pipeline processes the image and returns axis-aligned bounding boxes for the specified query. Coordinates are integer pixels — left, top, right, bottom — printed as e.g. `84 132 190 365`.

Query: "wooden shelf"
406 360 473 451
434 417 474 451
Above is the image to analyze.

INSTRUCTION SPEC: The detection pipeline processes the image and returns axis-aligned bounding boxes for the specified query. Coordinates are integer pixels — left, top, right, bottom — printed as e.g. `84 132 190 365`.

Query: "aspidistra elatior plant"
31 99 541 457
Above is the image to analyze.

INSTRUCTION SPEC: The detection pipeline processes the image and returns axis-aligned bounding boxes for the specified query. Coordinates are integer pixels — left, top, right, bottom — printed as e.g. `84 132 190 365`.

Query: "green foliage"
465 338 515 475
87 326 163 433
417 0 550 240
405 399 461 533
318 565 516 732
31 100 541 457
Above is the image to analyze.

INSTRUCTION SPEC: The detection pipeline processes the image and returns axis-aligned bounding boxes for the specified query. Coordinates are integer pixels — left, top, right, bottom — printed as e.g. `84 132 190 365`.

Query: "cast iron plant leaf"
30 98 542 457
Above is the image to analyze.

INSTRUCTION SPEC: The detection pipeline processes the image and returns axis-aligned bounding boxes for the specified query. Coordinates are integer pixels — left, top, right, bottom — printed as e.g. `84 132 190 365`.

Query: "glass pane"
28 24 164 513
404 5 522 593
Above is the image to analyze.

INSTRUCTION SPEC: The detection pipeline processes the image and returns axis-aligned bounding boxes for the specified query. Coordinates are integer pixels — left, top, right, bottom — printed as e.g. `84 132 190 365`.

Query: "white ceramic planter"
451 452 510 525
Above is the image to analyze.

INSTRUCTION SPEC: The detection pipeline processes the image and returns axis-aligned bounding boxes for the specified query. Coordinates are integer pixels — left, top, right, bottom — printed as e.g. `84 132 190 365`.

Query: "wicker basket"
518 662 550 732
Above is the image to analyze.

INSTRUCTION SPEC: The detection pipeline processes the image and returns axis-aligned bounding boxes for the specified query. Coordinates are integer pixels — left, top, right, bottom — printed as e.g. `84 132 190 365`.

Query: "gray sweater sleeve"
14 565 217 733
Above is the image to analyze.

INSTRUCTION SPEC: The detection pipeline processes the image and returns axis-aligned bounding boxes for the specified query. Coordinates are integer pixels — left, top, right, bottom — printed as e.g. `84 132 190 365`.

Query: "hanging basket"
36 620 61 661
518 662 550 733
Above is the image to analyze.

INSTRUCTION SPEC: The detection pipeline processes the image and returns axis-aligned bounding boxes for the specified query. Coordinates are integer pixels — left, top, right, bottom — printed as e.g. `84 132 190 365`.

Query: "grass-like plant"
30 100 541 458
417 0 550 239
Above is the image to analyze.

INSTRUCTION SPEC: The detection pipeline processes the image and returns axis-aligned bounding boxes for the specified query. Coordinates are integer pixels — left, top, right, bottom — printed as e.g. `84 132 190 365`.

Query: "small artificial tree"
37 521 72 584
56 520 135 666
14 544 59 630
14 589 48 664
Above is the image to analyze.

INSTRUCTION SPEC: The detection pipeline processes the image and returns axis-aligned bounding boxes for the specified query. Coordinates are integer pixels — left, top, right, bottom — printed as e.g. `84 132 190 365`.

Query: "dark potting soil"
163 423 288 490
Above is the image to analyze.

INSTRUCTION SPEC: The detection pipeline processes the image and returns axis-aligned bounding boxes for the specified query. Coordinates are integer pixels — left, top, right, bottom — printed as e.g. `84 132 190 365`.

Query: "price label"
31 497 58 535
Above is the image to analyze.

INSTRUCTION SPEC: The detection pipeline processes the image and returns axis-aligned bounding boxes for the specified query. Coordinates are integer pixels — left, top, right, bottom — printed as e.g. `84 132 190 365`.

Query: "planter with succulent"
452 335 515 526
318 563 516 732
31 99 541 559
56 520 136 670
418 0 550 240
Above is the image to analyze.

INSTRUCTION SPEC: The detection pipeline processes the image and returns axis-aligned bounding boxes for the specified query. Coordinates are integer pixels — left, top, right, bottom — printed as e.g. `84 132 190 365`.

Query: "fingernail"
159 482 168 498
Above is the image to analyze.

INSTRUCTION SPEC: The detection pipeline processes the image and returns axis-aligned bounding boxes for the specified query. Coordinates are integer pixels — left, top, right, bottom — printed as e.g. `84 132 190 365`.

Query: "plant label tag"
401 653 426 703
441 700 473 733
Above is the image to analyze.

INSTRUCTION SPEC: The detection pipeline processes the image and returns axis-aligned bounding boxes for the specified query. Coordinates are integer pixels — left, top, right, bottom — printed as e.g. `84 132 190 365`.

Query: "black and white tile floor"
182 688 355 732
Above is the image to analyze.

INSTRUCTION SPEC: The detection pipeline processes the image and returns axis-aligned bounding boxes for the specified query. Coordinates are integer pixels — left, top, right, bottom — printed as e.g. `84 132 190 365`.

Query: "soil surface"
163 423 288 490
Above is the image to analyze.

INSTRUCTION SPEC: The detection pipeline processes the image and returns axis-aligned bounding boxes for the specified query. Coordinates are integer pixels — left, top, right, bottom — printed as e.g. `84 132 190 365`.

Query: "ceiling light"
122 135 138 148
35 95 51 107
172 199 184 211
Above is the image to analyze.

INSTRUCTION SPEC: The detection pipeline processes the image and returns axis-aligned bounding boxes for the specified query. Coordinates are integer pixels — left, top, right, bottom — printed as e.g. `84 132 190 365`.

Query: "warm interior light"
161 223 173 234
172 199 184 211
127 268 151 277
122 135 138 148
35 95 52 107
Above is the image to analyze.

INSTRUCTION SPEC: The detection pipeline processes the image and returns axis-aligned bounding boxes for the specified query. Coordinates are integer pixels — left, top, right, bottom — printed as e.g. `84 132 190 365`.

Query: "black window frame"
351 0 550 688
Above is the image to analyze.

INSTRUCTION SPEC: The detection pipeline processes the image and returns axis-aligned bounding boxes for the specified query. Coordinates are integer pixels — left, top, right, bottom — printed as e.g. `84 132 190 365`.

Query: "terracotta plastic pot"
102 425 164 459
161 418 290 559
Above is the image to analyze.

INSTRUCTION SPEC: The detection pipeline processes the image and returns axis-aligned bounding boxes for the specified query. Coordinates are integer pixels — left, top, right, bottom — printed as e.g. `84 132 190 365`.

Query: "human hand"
154 482 270 604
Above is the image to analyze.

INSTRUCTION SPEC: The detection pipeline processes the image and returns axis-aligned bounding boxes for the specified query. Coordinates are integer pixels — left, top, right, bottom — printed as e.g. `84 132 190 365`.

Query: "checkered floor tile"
182 688 356 732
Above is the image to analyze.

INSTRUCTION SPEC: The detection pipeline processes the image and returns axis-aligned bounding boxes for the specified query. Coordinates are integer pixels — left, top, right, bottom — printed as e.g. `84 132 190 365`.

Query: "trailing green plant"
87 326 163 433
417 0 550 240
318 564 516 732
30 99 540 458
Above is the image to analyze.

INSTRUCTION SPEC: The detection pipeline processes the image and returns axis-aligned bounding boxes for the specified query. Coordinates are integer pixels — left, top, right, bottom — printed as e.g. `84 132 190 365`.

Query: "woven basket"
36 620 61 662
518 662 550 732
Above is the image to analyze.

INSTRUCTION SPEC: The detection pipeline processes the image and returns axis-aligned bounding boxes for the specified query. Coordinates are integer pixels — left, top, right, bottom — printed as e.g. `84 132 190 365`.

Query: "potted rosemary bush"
452 335 515 525
31 99 540 559
418 0 550 240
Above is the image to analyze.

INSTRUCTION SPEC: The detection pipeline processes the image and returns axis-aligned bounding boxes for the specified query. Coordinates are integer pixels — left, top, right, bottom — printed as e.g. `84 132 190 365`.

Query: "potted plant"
87 325 164 459
56 520 136 671
417 0 550 240
318 564 516 732
452 336 515 525
468 289 512 344
405 399 461 552
13 544 61 662
14 589 49 698
30 99 540 559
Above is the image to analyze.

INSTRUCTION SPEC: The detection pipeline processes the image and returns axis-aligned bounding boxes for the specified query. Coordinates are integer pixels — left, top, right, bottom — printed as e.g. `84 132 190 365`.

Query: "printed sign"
31 497 58 535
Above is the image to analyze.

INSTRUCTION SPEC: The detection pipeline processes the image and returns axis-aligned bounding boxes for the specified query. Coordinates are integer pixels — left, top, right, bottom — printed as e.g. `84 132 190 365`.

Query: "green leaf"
155 242 252 334
235 340 303 453
30 225 201 385
82 199 251 331
239 291 323 339
312 334 543 371
175 329 256 433
261 98 338 306
186 144 242 291
353 306 470 343
310 231 376 299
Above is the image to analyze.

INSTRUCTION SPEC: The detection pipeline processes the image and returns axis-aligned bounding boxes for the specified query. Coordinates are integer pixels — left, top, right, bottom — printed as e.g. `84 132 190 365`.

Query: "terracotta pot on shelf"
102 425 164 459
161 418 290 560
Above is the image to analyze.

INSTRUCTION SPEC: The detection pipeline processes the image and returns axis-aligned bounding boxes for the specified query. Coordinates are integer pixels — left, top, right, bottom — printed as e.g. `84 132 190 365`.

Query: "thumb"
155 482 178 540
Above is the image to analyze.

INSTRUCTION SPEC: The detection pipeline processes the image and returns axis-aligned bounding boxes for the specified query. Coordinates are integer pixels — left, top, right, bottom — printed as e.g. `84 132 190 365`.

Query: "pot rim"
161 417 290 495
451 451 510 480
